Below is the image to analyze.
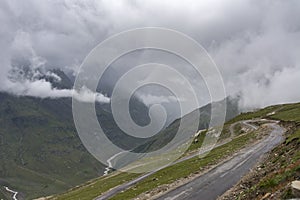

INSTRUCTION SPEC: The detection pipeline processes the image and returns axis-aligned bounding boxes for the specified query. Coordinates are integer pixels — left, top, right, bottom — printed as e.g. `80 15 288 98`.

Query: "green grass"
258 175 282 189
0 189 9 200
271 103 300 122
0 93 105 199
111 102 300 199
226 105 282 124
185 130 206 152
53 172 140 200
52 123 237 200
186 123 240 154
286 129 300 144
235 103 300 199
110 131 257 200
226 102 300 124
49 102 300 200
259 164 300 190
250 131 300 198
50 124 256 200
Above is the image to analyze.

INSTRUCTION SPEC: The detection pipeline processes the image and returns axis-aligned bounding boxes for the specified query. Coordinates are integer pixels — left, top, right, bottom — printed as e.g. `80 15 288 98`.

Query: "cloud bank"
0 0 299 108
4 77 110 104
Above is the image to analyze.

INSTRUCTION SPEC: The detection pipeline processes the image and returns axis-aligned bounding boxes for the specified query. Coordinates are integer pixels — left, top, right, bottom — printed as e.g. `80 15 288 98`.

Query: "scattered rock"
292 181 300 197
261 192 271 199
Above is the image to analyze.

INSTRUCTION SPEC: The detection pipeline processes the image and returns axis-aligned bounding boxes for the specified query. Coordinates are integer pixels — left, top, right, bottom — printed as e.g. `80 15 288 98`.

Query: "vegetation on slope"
52 102 300 200
0 93 106 199
110 131 258 200
50 113 257 199
220 102 300 200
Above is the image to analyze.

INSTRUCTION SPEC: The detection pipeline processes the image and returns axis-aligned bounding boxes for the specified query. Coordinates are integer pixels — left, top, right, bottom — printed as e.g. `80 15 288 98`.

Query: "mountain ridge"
0 69 240 199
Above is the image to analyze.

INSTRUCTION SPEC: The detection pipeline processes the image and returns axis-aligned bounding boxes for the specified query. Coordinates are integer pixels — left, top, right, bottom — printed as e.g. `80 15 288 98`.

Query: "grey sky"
0 0 299 108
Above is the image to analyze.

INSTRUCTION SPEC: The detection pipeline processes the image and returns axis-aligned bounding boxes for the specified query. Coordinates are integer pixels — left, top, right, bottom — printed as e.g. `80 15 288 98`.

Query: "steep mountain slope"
51 102 300 200
0 69 154 199
126 97 239 154
0 93 105 199
0 68 240 199
0 94 239 199
220 102 300 200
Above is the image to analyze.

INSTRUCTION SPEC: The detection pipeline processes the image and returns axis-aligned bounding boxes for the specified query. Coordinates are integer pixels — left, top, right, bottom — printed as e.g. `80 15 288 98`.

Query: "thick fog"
0 0 299 109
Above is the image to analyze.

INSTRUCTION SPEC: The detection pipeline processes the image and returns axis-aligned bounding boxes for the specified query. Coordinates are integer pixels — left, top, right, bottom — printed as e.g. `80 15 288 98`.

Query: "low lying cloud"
237 67 300 109
136 93 178 106
3 78 110 103
0 28 109 103
0 0 299 109
73 86 110 104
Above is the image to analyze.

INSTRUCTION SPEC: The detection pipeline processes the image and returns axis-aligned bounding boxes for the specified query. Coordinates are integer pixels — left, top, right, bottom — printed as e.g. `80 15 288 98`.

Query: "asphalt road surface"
96 121 283 200
157 123 284 200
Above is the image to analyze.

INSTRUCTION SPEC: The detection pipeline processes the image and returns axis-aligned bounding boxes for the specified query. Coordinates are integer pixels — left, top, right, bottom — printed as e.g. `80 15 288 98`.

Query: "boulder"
292 181 300 197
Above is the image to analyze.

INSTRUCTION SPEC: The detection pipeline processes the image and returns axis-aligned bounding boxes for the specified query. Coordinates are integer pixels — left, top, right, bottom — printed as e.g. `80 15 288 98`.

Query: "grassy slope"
0 92 239 199
52 102 300 200
271 103 300 122
117 103 300 200
226 102 300 124
110 131 257 200
218 102 300 199
0 188 8 200
53 172 141 200
256 130 300 198
50 113 257 199
0 93 104 199
49 98 238 199
245 103 300 199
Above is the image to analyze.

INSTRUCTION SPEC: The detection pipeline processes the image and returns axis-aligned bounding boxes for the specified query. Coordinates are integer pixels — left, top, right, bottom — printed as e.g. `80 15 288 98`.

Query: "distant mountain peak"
8 65 73 90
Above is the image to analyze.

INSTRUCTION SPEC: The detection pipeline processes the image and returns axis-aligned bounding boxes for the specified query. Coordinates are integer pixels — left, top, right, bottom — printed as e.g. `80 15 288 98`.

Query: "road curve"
96 120 265 200
156 123 284 200
229 120 258 137
4 186 18 200
103 151 127 176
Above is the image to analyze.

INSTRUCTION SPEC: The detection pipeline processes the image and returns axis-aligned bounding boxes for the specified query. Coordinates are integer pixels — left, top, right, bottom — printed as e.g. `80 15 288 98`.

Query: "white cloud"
3 78 110 104
73 86 110 104
0 0 299 109
136 93 178 106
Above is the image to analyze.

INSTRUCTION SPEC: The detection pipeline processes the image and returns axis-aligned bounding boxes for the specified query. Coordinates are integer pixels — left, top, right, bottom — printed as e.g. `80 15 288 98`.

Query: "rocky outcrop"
292 181 300 197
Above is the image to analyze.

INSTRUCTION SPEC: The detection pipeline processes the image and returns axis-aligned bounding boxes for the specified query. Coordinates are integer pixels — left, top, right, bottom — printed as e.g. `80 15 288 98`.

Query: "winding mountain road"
103 151 127 176
157 122 284 200
96 119 266 200
4 186 18 200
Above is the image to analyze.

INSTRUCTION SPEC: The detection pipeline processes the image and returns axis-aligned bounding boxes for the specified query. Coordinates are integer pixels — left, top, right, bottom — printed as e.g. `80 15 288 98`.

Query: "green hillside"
230 102 300 199
0 68 239 199
49 102 300 200
0 93 105 199
0 92 239 199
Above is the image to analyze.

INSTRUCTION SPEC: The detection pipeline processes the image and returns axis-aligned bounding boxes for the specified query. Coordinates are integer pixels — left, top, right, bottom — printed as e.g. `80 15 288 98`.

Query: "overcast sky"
0 0 300 109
